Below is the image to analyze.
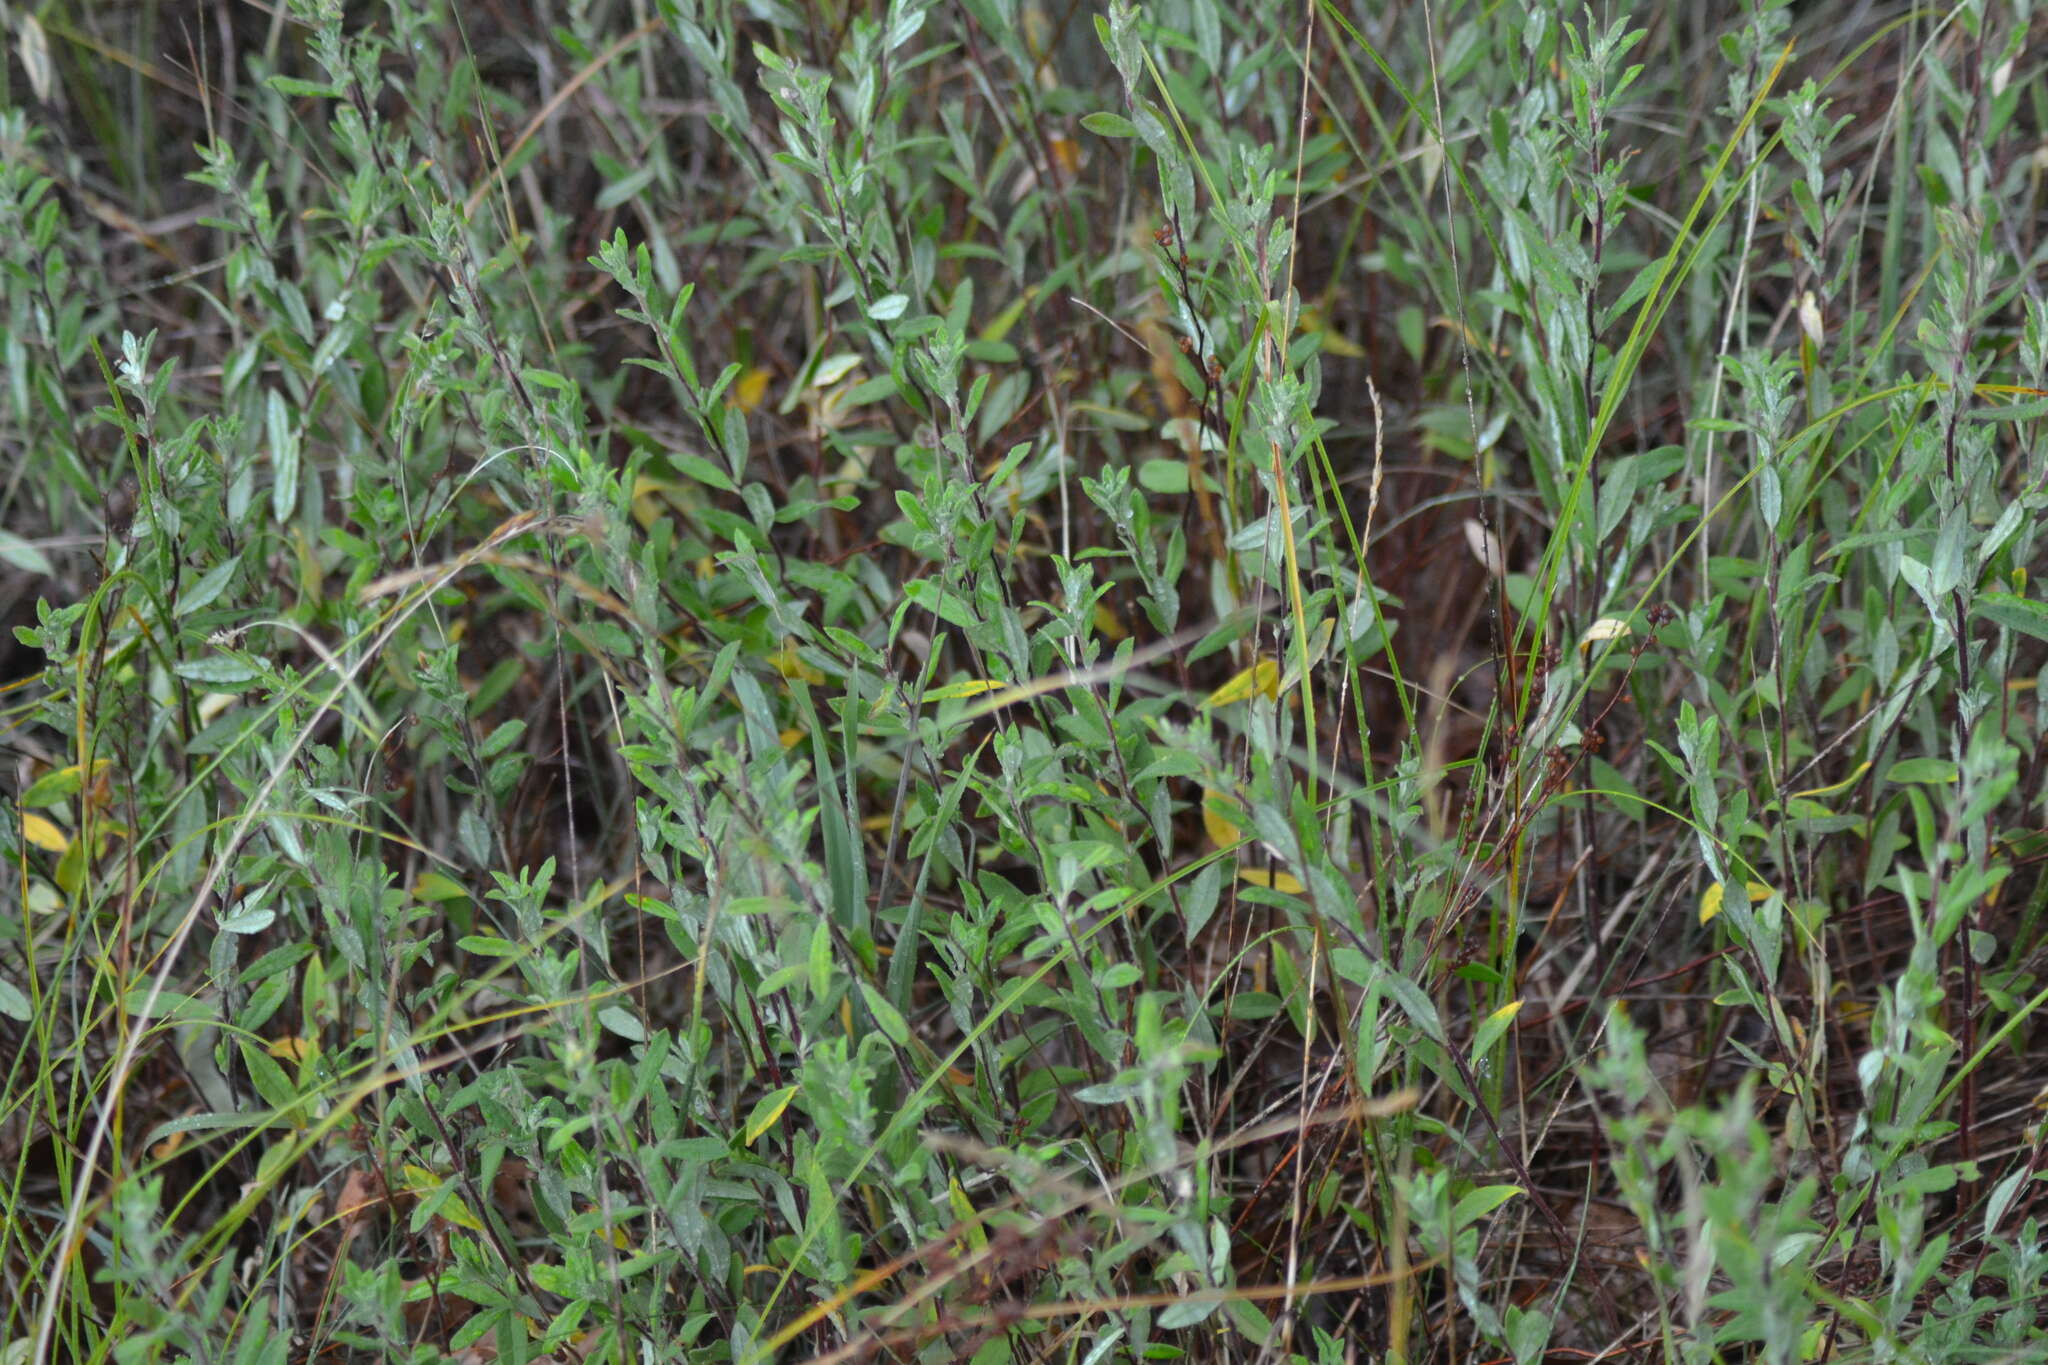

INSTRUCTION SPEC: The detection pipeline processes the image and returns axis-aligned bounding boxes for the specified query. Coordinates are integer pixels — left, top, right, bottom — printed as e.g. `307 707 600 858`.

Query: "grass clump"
3 0 2046 1361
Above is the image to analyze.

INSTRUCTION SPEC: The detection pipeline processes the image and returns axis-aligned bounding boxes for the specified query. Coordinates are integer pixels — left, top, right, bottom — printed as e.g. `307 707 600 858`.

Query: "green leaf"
858 982 910 1046
1974 591 2048 642
124 989 214 1022
0 529 53 575
217 903 276 935
174 655 260 686
669 449 736 492
458 935 522 957
1885 757 1958 784
1081 111 1138 138
264 75 339 98
1136 458 1190 494
1452 1184 1524 1228
1157 1299 1219 1329
267 388 299 522
238 1041 300 1112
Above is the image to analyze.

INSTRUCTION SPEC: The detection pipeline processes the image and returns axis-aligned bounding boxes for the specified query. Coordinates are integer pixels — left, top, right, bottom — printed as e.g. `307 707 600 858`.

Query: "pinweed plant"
2 0 2046 1362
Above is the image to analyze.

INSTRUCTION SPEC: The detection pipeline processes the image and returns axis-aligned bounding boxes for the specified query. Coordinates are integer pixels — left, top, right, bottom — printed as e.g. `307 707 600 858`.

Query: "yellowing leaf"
26 878 63 916
398 1165 484 1233
22 760 112 808
920 678 1009 702
1699 880 1774 925
1789 760 1872 799
1299 304 1367 358
1486 999 1524 1026
413 872 468 903
1203 658 1280 708
778 727 805 750
734 366 772 412
20 813 68 853
771 642 825 685
1432 314 1506 356
1238 867 1306 894
979 288 1035 347
948 1178 989 1252
745 1084 799 1145
1093 601 1127 641
811 353 862 389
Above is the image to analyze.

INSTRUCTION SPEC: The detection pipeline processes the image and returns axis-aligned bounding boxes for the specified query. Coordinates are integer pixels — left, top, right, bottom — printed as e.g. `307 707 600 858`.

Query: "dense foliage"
3 1 2046 1361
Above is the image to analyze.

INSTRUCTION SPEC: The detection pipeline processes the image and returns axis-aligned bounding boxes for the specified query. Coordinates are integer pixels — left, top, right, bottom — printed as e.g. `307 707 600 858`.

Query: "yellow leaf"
268 1036 317 1064
21 813 68 853
1486 999 1524 1026
629 476 679 530
778 727 805 750
1699 880 1774 925
1203 658 1280 708
1299 304 1367 358
1093 601 1127 641
1238 867 1306 894
1578 617 1632 651
735 366 772 412
1201 787 1244 848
